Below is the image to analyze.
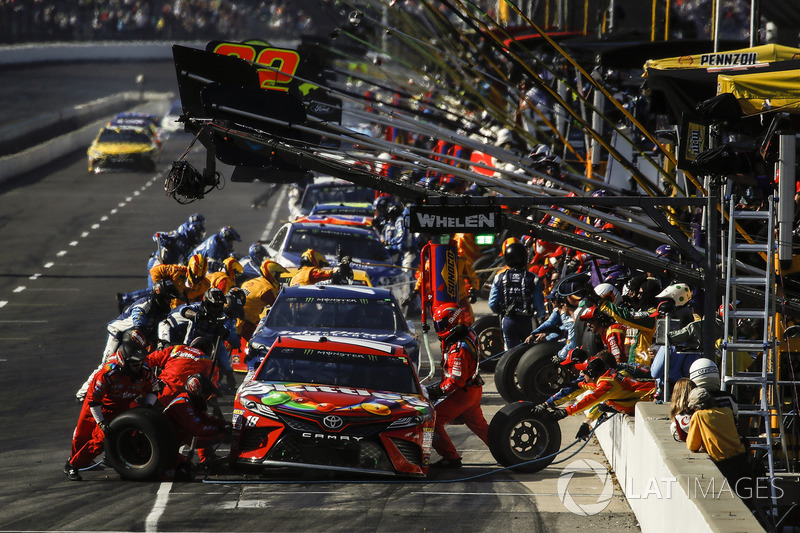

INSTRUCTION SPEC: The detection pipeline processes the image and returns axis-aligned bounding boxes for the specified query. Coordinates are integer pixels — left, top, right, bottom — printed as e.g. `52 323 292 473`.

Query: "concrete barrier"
0 41 203 66
0 93 171 184
594 402 765 532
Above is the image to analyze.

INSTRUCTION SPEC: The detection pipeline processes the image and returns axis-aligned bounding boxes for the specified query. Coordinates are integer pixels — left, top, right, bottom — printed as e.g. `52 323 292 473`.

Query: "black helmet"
201 287 226 316
185 373 216 410
580 357 607 379
152 279 181 308
118 340 147 374
331 262 354 284
503 242 527 269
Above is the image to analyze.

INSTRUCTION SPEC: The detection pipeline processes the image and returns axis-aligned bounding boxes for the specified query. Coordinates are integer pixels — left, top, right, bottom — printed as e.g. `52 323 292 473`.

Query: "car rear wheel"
104 408 178 481
488 401 562 473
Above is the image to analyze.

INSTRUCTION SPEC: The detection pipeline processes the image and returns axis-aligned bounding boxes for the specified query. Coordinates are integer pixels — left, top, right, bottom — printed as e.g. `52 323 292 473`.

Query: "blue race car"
265 221 410 301
248 284 420 370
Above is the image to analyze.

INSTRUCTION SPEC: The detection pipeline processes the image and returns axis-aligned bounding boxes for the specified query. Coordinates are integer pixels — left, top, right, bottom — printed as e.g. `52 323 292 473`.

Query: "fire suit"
163 392 228 465
146 345 218 406
564 369 656 421
429 328 490 461
290 265 333 286
69 359 157 469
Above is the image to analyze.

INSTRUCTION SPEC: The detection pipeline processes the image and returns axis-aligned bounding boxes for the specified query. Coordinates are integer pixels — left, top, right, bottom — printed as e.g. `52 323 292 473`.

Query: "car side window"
270 225 288 251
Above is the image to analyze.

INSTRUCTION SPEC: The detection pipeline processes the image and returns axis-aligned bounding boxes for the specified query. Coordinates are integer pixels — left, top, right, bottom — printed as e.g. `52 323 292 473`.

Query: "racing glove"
548 407 568 421
575 422 592 441
98 421 109 434
532 403 549 416
426 384 444 403
401 290 418 308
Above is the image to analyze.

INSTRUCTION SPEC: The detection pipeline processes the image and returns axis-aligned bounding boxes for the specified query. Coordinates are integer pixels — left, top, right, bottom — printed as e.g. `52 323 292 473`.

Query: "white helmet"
594 283 621 304
689 358 720 391
656 283 693 307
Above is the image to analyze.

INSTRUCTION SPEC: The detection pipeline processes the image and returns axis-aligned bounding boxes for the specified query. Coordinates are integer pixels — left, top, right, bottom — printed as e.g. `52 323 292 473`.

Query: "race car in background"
87 124 160 173
231 334 434 477
247 284 420 370
289 176 377 220
265 221 409 300
309 202 374 219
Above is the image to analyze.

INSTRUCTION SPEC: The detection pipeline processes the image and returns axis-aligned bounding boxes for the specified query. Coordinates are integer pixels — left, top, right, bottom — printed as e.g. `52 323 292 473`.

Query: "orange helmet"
300 248 329 268
260 259 288 284
223 256 243 279
499 236 521 258
186 253 207 287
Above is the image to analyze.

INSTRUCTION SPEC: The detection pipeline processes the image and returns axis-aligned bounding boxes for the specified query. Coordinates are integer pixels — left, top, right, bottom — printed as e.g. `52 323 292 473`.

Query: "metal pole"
778 133 796 269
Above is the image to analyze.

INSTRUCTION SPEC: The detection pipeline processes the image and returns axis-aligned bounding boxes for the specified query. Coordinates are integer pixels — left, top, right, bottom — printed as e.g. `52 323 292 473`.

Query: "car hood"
236 380 432 423
251 327 416 353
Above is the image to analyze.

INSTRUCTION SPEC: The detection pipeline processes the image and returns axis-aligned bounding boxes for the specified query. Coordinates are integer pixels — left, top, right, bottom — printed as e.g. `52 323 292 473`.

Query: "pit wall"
594 402 765 533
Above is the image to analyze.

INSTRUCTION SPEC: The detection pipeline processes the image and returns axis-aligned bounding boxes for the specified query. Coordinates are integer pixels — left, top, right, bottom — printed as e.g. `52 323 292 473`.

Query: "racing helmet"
219 225 241 243
655 244 680 262
188 213 205 228
594 282 621 304
373 195 392 216
201 287 226 316
300 248 330 268
689 358 721 391
222 256 243 279
331 262 355 285
554 272 591 300
121 328 148 348
575 357 607 379
225 287 246 319
503 241 527 269
185 373 217 410
248 243 268 265
578 305 614 327
186 253 207 288
259 259 288 284
432 303 464 340
656 283 692 307
500 236 521 256
118 340 147 374
151 279 181 309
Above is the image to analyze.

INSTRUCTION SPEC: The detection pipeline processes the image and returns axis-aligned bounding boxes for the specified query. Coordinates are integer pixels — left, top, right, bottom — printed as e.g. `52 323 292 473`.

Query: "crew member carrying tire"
488 240 544 350
426 303 490 469
64 341 158 481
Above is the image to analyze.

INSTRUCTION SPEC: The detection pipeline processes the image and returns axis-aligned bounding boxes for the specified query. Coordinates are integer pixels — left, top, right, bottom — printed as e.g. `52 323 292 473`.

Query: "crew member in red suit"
426 303 490 469
64 341 157 481
146 337 219 407
163 373 229 474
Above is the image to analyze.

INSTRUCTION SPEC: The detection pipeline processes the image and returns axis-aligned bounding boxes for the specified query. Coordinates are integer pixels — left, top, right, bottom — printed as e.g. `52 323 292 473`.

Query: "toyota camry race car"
87 125 160 173
231 335 434 477
246 284 420 370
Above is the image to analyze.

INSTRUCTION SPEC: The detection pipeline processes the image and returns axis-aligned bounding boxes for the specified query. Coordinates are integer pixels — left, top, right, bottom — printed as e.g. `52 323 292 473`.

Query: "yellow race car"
87 125 160 173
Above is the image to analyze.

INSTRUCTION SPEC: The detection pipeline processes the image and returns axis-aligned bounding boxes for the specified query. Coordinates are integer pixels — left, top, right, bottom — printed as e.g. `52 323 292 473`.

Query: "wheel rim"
534 363 569 398
477 326 503 362
113 429 156 469
507 418 549 461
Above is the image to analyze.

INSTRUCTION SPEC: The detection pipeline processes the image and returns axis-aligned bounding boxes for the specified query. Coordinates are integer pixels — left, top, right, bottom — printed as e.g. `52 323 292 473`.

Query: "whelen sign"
407 206 503 233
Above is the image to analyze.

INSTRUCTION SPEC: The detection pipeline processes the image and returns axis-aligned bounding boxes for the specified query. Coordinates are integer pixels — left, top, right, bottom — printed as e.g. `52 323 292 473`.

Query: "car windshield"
285 227 390 260
301 184 375 212
97 129 152 144
266 296 403 330
256 345 419 394
312 204 372 216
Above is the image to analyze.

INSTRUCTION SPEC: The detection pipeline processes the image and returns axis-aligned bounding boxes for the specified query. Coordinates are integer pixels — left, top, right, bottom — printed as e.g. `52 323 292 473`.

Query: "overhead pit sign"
408 206 503 233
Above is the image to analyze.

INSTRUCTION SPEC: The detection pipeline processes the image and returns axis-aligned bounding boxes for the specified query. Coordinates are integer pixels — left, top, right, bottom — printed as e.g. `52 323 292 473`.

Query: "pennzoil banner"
408 206 503 234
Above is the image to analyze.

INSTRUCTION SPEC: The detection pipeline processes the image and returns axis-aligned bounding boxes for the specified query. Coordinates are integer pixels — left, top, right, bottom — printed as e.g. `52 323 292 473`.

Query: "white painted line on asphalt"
29 273 41 280
13 286 25 293
0 320 47 323
92 223 100 229
133 191 140 196
101 215 109 221
145 482 172 532
23 287 78 291
125 196 133 202
261 186 287 241
69 241 79 247
110 209 118 214
81 231 89 238
57 250 67 256
0 301 6 308
44 262 54 268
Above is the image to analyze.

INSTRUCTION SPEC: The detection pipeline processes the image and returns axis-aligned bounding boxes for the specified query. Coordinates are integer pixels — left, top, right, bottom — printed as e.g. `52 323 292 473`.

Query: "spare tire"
104 407 179 481
493 343 531 402
473 314 503 372
488 401 562 473
516 343 571 404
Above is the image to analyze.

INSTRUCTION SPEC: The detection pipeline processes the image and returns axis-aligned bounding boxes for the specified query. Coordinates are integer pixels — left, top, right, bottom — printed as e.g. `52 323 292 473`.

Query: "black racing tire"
473 314 503 372
516 342 570 404
473 254 499 300
493 343 532 402
488 401 562 473
104 407 178 481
